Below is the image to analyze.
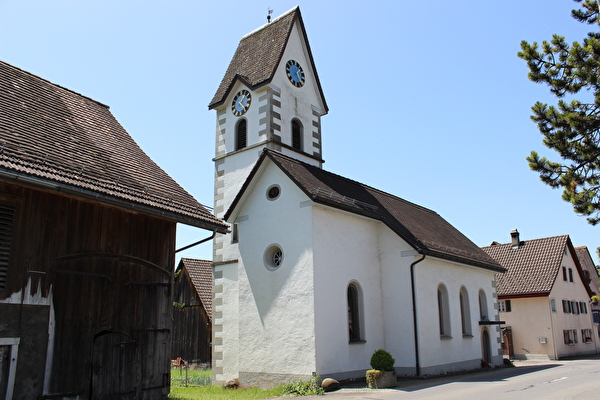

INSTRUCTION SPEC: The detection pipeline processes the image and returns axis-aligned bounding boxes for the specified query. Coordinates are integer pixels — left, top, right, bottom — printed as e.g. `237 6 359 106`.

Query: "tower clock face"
285 60 305 87
231 90 251 116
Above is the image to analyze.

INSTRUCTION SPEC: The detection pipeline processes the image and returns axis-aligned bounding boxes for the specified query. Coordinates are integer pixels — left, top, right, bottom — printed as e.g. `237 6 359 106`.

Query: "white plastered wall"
231 163 317 381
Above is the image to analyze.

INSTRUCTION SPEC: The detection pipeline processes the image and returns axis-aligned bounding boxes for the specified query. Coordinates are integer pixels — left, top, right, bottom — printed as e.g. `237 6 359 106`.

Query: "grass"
168 368 323 399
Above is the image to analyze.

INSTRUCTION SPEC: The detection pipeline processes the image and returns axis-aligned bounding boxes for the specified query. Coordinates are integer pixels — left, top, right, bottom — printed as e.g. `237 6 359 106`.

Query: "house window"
550 298 557 313
563 299 572 314
499 300 511 312
0 204 15 291
0 338 19 400
580 302 587 314
438 284 451 338
572 301 580 315
562 266 568 281
478 290 488 321
563 329 578 345
582 329 593 343
291 119 302 151
459 287 472 336
236 119 247 150
568 268 574 282
263 245 283 270
231 223 239 244
347 283 363 342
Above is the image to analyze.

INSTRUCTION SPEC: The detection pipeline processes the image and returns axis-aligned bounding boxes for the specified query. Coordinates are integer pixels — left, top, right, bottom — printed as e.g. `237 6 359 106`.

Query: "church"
208 7 505 386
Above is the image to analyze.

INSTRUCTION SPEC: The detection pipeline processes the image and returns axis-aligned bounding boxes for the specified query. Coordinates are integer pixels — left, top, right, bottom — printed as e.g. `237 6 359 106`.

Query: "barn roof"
208 6 327 112
0 60 227 232
227 149 503 272
179 258 213 319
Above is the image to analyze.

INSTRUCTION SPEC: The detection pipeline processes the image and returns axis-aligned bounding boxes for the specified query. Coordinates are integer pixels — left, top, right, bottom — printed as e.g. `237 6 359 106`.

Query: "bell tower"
208 6 328 232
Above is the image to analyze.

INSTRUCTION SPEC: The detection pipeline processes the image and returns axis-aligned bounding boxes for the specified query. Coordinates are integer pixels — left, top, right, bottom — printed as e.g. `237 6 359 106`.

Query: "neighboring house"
209 7 505 386
172 258 213 365
0 60 227 399
575 246 600 337
482 230 599 360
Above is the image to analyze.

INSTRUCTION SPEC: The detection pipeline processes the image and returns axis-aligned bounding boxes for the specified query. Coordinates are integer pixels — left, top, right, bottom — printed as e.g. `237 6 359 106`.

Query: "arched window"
236 119 247 150
459 287 472 336
438 284 451 337
479 290 488 321
347 283 363 342
291 119 302 151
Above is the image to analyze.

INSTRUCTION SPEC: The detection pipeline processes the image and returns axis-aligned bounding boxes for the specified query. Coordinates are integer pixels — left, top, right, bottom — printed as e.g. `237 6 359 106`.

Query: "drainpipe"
175 231 216 253
410 253 426 377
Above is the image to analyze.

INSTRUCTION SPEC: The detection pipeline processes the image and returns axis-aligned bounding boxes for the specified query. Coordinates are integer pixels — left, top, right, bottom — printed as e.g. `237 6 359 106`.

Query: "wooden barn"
172 258 213 365
0 60 228 399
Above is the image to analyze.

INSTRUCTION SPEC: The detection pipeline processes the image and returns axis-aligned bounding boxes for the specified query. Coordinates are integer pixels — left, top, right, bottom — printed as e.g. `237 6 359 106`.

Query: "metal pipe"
410 253 426 377
175 231 216 253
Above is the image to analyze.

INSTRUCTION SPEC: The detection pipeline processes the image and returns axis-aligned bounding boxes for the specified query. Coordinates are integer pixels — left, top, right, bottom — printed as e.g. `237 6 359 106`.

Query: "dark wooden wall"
172 270 211 364
0 179 176 399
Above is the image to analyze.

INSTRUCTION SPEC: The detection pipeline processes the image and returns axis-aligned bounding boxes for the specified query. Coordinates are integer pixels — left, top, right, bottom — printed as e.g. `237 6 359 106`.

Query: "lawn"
169 368 282 399
168 368 322 399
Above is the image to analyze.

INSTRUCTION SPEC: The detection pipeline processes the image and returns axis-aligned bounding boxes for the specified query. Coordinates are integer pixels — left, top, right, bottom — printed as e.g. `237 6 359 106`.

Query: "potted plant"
366 349 396 388
591 295 599 305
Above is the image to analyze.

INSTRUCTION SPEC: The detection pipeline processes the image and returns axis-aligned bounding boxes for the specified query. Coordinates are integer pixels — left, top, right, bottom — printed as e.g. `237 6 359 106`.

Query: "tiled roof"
208 7 327 112
180 258 213 319
227 149 503 272
0 60 227 232
481 235 569 297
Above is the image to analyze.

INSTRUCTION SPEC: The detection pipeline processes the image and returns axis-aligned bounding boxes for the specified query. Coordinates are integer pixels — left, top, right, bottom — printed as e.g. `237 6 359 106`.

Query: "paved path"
270 356 600 400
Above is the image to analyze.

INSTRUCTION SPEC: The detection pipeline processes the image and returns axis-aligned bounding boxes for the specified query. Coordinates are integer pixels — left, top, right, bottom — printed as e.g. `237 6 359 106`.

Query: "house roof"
226 149 503 272
0 60 228 232
178 258 213 319
481 234 592 297
208 6 327 112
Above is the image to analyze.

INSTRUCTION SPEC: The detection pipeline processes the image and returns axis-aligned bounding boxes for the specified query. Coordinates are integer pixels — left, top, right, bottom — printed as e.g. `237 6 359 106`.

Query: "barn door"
91 332 138 399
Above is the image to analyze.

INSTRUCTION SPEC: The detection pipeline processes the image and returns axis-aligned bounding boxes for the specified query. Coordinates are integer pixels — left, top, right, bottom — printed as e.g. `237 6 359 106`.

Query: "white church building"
208 7 505 386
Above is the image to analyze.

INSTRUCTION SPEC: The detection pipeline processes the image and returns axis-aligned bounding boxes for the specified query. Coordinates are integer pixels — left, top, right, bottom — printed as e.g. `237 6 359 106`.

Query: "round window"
267 185 280 200
264 245 284 270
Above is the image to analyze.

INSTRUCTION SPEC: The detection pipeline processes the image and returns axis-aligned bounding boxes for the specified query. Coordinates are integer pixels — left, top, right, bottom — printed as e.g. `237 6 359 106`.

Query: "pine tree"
519 0 600 225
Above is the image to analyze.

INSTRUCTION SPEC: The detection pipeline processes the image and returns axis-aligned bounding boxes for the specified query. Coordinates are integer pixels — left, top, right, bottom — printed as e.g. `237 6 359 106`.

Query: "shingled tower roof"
227 149 503 272
208 6 327 112
0 60 228 232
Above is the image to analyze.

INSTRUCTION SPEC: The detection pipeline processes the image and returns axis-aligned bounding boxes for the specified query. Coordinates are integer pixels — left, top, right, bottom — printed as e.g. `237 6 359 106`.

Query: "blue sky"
1 0 598 265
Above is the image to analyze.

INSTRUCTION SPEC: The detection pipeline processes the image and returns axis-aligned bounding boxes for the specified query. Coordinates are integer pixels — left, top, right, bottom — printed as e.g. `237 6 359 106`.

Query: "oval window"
267 185 280 200
264 245 284 270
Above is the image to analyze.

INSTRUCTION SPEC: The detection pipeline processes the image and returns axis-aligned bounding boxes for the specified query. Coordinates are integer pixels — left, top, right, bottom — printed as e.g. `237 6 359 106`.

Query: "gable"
227 149 503 272
482 235 593 298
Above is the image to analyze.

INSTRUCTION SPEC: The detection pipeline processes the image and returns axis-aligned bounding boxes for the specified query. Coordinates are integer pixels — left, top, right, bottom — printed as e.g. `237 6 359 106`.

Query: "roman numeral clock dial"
286 59 305 87
231 89 251 116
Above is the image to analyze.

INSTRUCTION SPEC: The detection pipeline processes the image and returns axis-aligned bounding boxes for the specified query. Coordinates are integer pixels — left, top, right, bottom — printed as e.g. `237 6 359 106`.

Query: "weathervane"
267 8 273 23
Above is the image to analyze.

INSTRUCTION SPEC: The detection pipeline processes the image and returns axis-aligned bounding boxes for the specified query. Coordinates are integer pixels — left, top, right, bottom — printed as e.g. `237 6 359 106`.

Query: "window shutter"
505 300 511 312
0 205 15 290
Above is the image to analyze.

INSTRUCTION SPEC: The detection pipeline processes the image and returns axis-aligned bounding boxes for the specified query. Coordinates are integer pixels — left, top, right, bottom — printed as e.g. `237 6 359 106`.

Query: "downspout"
410 253 426 377
175 231 217 253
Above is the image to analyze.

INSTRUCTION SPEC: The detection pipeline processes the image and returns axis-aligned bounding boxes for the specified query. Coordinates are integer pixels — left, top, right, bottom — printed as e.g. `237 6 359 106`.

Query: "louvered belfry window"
291 120 302 151
0 204 15 290
236 119 247 150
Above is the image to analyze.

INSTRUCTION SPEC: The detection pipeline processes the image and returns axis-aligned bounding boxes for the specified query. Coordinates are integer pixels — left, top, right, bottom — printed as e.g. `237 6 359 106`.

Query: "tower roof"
227 149 504 272
0 60 228 232
208 6 328 112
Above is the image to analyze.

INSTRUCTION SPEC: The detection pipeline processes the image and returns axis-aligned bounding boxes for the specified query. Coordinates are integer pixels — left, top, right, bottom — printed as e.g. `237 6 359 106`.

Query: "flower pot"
367 370 396 389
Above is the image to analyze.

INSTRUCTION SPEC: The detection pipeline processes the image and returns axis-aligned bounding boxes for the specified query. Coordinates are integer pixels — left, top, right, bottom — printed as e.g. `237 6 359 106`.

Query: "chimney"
510 229 520 247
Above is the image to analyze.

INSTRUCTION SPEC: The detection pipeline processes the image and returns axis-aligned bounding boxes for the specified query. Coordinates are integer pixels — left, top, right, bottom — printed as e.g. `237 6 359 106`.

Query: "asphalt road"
272 356 600 400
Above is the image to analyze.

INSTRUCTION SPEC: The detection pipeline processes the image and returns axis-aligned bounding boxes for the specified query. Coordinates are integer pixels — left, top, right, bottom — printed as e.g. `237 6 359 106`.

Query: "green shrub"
280 375 324 396
369 349 395 371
